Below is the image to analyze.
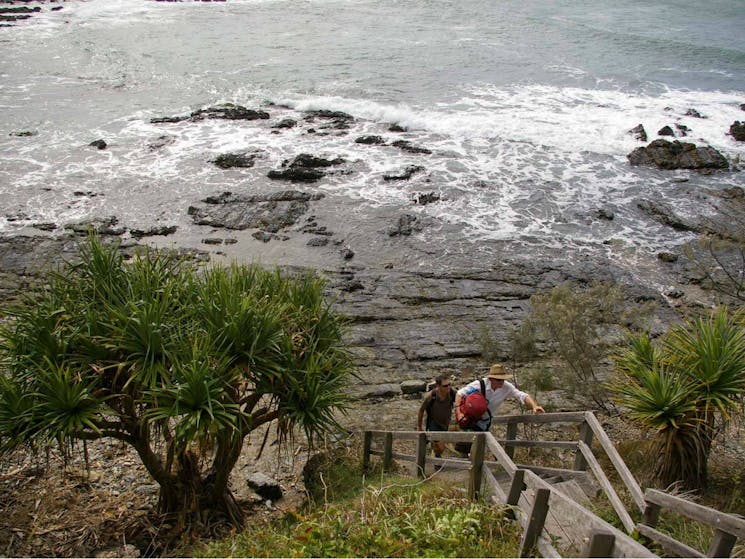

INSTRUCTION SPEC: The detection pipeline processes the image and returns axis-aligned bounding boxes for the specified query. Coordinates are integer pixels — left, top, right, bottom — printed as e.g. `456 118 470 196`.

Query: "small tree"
611 306 745 489
525 282 639 410
0 235 353 529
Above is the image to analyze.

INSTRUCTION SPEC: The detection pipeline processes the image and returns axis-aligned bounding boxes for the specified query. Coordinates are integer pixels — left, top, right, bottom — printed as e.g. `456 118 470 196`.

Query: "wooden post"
519 488 550 558
707 529 737 557
416 432 428 479
506 469 526 520
583 531 616 557
383 432 393 472
362 431 372 472
642 502 661 528
574 420 593 471
468 433 486 500
505 422 518 459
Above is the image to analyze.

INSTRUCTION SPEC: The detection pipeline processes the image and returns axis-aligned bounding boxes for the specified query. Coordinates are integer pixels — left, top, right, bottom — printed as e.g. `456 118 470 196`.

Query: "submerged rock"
628 124 647 142
383 165 424 181
627 139 728 170
268 153 345 183
211 152 260 169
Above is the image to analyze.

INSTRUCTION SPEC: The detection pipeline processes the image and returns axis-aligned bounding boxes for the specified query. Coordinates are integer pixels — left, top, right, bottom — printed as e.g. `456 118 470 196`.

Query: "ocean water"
1 0 744 260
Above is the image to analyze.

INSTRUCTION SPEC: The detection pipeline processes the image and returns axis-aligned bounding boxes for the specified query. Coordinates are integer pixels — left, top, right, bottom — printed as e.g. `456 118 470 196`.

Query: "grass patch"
187 443 521 558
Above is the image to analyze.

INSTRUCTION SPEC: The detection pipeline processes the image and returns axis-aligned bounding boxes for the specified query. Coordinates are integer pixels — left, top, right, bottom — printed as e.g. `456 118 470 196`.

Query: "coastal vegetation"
0 235 354 531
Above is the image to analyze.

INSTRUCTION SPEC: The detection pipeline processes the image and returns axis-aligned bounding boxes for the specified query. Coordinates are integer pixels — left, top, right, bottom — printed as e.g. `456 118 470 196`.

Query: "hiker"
417 374 456 458
455 363 544 433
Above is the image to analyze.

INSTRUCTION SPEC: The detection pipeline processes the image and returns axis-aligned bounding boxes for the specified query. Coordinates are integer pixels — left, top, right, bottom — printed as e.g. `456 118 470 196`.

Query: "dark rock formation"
387 214 422 237
303 110 354 130
383 165 424 181
730 121 745 142
413 192 440 205
65 217 126 236
151 103 269 124
130 226 177 239
628 124 647 142
271 118 297 129
355 135 385 145
147 135 176 150
657 252 678 263
89 139 107 150
627 139 728 170
658 125 675 137
391 140 432 155
10 130 38 137
685 108 705 118
637 200 699 232
211 152 259 169
189 190 324 232
389 124 407 132
597 208 614 221
675 124 690 137
268 153 344 183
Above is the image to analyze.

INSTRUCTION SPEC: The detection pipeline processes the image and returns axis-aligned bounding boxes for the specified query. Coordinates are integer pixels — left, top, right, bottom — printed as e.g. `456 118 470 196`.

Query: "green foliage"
191 477 520 558
0 234 354 526
610 306 745 489
524 281 646 410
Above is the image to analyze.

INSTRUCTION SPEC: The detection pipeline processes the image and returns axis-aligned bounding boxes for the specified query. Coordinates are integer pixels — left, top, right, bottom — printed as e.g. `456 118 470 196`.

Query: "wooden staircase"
362 411 745 558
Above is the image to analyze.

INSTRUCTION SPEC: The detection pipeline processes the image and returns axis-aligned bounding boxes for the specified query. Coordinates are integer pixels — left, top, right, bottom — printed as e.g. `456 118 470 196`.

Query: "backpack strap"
478 378 492 420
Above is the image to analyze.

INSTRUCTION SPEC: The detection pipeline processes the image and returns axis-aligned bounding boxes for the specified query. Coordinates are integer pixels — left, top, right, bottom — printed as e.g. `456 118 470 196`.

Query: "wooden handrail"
583 412 646 514
491 411 587 425
644 488 745 539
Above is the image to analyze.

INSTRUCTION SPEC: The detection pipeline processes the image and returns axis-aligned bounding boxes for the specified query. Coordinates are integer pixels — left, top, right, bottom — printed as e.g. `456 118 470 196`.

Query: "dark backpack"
457 379 491 429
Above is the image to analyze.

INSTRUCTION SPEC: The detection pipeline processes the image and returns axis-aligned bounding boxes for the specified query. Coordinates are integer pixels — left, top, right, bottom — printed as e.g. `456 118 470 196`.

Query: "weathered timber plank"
498 439 578 450
482 467 507 503
583 532 616 558
635 524 704 558
520 470 657 557
644 489 745 539
519 487 551 557
514 463 589 480
579 441 635 533
584 412 646 513
492 411 587 425
485 433 518 475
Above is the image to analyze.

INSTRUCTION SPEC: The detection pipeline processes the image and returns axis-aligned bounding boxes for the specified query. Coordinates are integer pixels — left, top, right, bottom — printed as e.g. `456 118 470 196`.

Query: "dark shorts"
426 421 448 432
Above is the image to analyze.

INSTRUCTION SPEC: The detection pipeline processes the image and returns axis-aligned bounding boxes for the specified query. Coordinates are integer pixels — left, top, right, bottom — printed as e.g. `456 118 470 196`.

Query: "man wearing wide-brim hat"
454 363 544 432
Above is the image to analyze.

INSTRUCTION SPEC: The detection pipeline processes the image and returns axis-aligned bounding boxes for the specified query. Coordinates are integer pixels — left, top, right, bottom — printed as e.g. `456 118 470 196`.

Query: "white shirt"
457 378 528 416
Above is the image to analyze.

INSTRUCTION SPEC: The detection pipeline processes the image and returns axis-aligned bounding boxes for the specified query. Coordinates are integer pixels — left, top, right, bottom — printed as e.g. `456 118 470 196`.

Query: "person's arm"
524 394 544 413
417 404 425 430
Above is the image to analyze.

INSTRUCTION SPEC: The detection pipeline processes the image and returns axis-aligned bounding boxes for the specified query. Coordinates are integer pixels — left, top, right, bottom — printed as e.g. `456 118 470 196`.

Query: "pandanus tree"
611 306 745 490
0 235 353 528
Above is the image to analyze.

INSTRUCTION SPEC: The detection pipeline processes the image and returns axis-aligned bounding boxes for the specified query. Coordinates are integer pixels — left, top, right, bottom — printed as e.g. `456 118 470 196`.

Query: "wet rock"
657 252 678 263
202 238 223 245
0 6 41 13
637 200 699 232
387 214 422 237
271 118 297 129
730 121 745 142
685 108 705 119
33 223 58 232
211 152 259 169
190 191 324 232
340 248 355 260
627 139 728 170
268 153 345 183
658 125 675 137
10 130 38 137
355 135 385 145
247 472 282 501
151 103 269 123
130 226 177 239
391 140 432 155
597 208 615 221
389 123 407 132
307 237 329 247
413 192 440 205
628 124 647 142
66 217 126 236
89 139 107 150
383 165 424 181
303 110 354 130
675 124 690 137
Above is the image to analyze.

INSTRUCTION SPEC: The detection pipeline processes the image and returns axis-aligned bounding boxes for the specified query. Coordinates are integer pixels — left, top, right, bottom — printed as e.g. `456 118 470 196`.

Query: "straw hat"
487 363 510 380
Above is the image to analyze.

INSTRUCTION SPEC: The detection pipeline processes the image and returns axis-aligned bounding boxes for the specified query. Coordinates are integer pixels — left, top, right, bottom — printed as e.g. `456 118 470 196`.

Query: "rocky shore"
1 98 744 555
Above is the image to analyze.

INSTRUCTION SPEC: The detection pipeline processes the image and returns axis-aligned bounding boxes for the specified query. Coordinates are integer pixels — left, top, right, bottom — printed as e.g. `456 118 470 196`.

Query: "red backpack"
457 379 490 429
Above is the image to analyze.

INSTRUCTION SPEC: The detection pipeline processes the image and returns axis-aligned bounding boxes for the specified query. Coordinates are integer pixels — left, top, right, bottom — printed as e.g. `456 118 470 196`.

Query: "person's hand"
532 405 545 413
